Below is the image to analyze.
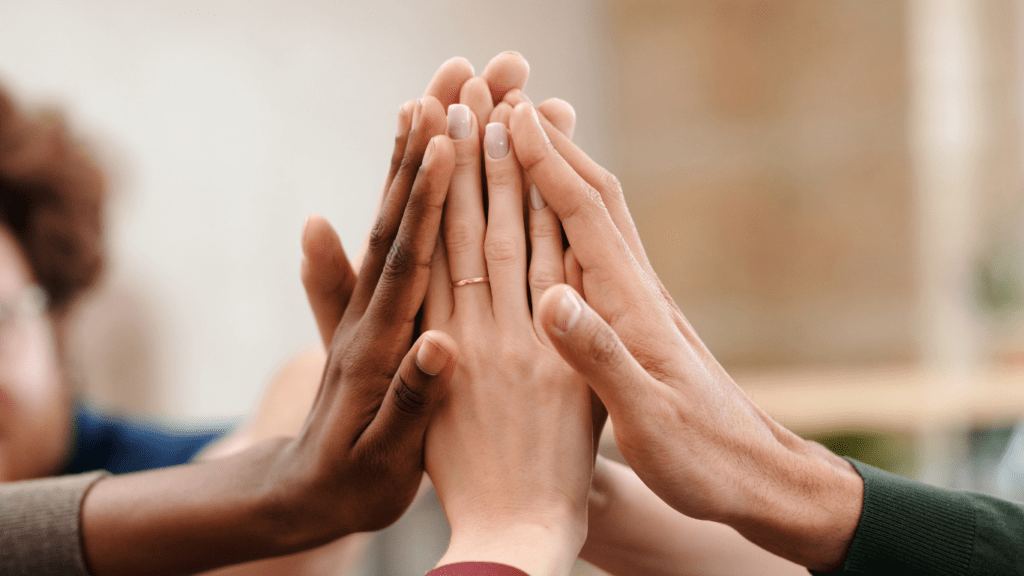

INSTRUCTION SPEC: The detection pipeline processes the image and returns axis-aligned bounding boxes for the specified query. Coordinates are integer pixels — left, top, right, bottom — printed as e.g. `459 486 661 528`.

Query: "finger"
351 96 447 317
480 51 530 104
443 103 491 317
527 169 565 319
301 214 356 349
364 134 456 338
510 102 645 321
422 56 475 109
359 330 458 467
564 246 583 297
459 77 494 141
532 102 651 277
355 99 416 272
501 88 532 108
537 284 653 418
537 98 576 140
422 235 454 330
483 122 529 325
488 101 512 126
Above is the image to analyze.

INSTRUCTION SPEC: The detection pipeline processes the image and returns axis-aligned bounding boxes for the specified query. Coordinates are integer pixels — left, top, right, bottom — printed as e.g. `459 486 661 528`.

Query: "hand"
508 102 863 573
303 53 531 348
421 91 594 576
81 96 460 576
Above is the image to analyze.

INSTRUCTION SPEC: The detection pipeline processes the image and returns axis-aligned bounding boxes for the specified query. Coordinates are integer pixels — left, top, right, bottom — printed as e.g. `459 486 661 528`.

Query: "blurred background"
3 0 1024 573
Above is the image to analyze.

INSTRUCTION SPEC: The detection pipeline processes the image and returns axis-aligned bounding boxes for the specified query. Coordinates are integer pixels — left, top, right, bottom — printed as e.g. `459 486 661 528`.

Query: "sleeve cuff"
810 458 975 575
426 561 531 576
0 470 109 576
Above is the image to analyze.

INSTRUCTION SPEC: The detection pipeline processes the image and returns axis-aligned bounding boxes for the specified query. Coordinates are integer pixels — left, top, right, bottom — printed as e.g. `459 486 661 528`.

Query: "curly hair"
0 85 106 315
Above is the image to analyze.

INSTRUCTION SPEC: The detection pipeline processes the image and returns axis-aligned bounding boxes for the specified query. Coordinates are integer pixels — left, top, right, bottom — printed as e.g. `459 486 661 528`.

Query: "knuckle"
445 219 483 254
529 212 562 240
584 324 623 368
529 268 560 294
392 373 429 415
368 216 393 254
599 170 624 202
484 235 519 265
384 241 411 275
485 165 519 190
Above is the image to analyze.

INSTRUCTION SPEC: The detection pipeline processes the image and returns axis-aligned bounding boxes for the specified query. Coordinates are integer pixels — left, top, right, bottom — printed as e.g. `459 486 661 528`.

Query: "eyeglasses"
0 285 48 343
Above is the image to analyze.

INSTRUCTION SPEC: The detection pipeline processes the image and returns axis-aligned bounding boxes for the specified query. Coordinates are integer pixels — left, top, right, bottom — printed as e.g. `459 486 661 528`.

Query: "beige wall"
0 0 616 419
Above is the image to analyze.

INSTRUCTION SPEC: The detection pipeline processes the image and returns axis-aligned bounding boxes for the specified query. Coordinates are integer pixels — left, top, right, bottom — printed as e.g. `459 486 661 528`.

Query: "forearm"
81 438 338 576
582 458 807 576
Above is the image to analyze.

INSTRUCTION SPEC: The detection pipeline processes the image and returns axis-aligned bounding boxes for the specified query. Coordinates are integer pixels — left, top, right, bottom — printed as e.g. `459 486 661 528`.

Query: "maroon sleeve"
425 561 531 576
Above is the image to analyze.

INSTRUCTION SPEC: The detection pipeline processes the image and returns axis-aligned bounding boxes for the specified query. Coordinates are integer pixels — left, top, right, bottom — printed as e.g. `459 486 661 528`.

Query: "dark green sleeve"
811 458 1024 575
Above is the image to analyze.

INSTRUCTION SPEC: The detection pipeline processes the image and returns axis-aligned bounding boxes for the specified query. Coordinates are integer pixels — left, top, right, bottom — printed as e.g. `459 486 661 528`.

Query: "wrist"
724 437 863 572
440 513 585 576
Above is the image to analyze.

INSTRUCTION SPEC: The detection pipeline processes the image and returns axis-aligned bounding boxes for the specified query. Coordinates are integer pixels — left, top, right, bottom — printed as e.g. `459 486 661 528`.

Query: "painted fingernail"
447 104 471 140
485 123 509 159
529 183 546 210
556 289 583 333
422 137 436 165
416 336 449 376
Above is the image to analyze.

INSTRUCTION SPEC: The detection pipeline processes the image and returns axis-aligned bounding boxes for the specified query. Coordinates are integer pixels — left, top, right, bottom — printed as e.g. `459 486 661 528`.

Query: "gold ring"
451 276 490 288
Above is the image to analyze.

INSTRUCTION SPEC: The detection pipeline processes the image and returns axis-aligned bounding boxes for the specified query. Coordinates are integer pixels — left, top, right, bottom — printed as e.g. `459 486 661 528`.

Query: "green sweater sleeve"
812 458 1023 575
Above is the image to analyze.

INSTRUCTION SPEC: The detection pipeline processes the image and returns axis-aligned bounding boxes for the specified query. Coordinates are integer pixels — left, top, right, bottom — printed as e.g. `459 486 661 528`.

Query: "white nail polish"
485 123 509 159
530 183 546 211
447 104 471 140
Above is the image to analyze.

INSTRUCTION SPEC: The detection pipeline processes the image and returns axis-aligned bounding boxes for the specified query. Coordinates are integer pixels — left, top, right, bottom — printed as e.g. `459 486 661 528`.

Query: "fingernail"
529 183 546 210
447 104 471 140
485 123 508 159
556 289 583 333
411 98 423 131
397 101 413 136
528 105 549 144
422 137 436 165
416 336 449 376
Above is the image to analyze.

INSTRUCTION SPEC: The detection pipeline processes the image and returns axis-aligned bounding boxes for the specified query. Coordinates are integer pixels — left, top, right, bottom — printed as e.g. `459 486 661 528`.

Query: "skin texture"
583 457 808 576
420 87 595 576
508 101 863 573
193 54 536 576
78 93 459 576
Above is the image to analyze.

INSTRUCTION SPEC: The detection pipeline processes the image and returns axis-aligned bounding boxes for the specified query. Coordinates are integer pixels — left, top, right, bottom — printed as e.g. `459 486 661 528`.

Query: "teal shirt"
812 459 1024 575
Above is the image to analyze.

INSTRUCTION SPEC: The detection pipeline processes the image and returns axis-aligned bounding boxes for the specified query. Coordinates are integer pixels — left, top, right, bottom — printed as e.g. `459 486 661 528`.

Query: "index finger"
509 103 644 316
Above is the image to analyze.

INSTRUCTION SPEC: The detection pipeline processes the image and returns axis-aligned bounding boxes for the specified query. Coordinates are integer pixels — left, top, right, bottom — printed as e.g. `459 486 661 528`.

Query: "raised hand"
509 102 863 573
420 94 594 576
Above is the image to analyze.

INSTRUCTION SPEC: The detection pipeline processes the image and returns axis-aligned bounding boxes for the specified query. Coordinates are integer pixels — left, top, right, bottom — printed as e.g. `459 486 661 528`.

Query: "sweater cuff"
810 458 975 575
426 562 531 576
0 471 109 576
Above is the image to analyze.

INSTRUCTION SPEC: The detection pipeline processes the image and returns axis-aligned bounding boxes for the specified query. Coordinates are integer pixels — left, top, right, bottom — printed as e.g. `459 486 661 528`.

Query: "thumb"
301 213 356 349
363 330 458 460
538 284 651 416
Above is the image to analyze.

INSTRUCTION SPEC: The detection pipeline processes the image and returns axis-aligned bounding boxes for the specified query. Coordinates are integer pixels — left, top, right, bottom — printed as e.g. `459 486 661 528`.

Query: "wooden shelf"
734 364 1024 435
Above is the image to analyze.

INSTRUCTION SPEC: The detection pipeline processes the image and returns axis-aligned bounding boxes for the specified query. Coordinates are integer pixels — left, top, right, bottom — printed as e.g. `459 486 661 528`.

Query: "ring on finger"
451 276 490 288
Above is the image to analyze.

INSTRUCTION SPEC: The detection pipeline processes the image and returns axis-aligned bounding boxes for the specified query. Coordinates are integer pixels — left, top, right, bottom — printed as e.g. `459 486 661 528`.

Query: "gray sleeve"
1 471 109 576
